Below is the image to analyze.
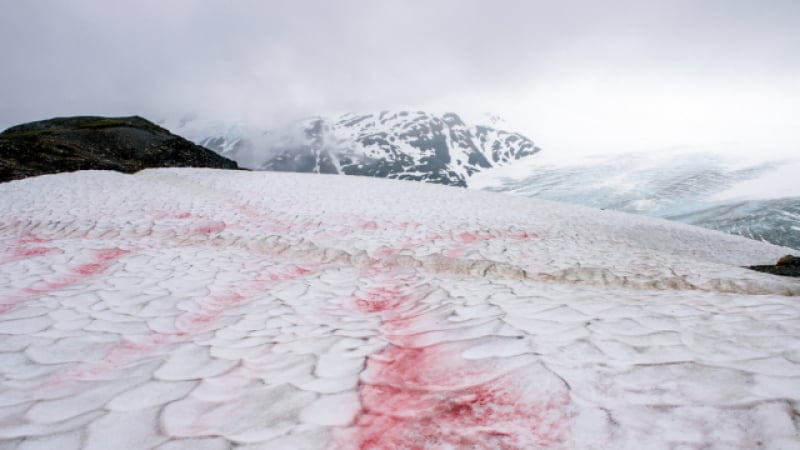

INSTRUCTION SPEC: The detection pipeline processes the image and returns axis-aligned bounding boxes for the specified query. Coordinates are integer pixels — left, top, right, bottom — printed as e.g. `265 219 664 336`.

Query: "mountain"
189 111 540 187
1 168 798 449
471 151 800 250
0 116 239 183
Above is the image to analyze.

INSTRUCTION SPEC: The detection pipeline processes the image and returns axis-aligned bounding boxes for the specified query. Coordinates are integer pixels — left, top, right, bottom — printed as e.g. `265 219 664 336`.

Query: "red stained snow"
355 345 570 449
457 230 540 244
193 221 226 235
397 221 422 229
508 231 540 240
457 231 499 243
44 265 315 390
355 286 406 313
45 333 183 385
14 247 55 258
2 248 129 313
0 237 61 266
24 248 128 294
349 268 570 450
151 210 202 220
95 248 130 261
360 221 380 231
264 266 312 281
175 265 314 334
64 248 130 280
5 236 49 245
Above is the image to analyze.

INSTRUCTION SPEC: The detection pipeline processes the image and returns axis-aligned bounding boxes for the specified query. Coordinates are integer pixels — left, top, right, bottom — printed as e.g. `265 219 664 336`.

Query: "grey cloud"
1 0 798 154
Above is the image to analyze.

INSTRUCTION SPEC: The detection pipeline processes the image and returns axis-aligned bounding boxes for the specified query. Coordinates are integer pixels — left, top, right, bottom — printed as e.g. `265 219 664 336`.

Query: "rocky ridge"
0 116 239 183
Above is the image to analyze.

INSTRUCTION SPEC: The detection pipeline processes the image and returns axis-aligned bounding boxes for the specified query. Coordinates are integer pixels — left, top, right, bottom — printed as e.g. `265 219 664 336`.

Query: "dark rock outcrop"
749 255 800 277
0 116 239 183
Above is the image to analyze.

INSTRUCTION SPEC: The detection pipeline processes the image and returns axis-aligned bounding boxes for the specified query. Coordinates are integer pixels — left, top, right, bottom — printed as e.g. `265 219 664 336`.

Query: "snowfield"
1 168 799 450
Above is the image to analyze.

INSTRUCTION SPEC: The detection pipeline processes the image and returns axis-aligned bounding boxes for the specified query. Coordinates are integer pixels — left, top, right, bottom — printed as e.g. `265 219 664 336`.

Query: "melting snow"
1 168 799 449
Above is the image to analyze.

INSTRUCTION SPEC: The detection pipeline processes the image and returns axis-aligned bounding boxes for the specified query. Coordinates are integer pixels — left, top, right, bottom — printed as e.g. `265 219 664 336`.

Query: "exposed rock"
0 116 239 183
749 255 800 277
776 255 800 266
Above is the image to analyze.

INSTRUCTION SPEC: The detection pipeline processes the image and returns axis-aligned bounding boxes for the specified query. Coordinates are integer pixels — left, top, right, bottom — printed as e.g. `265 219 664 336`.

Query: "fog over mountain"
1 0 798 162
171 111 539 187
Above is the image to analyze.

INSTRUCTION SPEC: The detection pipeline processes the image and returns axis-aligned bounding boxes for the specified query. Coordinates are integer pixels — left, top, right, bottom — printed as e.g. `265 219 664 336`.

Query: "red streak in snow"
507 232 540 240
74 263 104 276
264 266 312 281
0 244 61 266
95 248 130 261
360 221 380 231
355 285 406 313
9 237 49 245
151 210 202 220
457 230 540 243
67 248 130 278
356 345 570 449
43 265 315 391
43 333 183 387
348 269 570 449
0 236 60 264
1 248 130 313
458 231 499 243
14 247 55 258
397 221 422 229
175 265 315 334
193 221 226 235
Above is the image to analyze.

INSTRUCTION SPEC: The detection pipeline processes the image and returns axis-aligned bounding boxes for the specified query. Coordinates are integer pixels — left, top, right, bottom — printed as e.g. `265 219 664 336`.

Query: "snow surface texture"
178 111 539 187
471 151 800 250
1 168 799 450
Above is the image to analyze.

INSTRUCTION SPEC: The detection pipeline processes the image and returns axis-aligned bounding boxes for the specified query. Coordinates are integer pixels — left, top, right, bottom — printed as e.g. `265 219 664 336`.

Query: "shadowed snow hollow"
1 169 798 449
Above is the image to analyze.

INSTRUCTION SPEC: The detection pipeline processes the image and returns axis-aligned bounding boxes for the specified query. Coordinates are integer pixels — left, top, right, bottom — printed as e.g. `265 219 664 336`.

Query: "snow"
0 168 799 449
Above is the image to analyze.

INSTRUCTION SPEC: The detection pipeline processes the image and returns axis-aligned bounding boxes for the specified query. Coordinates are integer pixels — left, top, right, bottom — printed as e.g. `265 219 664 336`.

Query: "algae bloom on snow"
0 169 799 449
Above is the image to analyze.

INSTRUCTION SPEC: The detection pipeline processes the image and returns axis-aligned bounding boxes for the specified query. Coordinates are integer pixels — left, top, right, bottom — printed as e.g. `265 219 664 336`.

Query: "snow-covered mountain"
472 151 800 250
1 168 798 449
178 111 540 187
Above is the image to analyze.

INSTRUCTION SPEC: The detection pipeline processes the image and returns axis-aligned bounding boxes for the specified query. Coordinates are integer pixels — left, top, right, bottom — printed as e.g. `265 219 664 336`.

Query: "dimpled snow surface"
1 168 799 450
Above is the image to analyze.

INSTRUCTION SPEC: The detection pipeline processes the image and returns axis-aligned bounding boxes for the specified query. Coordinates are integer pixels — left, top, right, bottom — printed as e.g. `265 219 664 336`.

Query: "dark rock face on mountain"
195 111 540 187
0 116 239 183
749 255 800 277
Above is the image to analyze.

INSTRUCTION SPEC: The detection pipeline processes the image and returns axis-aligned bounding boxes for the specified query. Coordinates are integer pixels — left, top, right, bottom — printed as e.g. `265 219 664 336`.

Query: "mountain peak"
195 110 540 187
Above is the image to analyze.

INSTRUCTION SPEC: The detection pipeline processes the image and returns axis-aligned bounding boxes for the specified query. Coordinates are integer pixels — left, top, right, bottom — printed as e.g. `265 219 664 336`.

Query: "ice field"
1 168 799 449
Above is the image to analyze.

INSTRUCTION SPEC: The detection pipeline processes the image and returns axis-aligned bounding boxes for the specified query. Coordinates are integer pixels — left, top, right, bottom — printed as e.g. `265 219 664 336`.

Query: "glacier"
471 151 800 250
1 168 799 449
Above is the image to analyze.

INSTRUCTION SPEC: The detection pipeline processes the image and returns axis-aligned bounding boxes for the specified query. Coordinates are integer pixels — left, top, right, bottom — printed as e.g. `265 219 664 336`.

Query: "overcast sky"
1 0 798 156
